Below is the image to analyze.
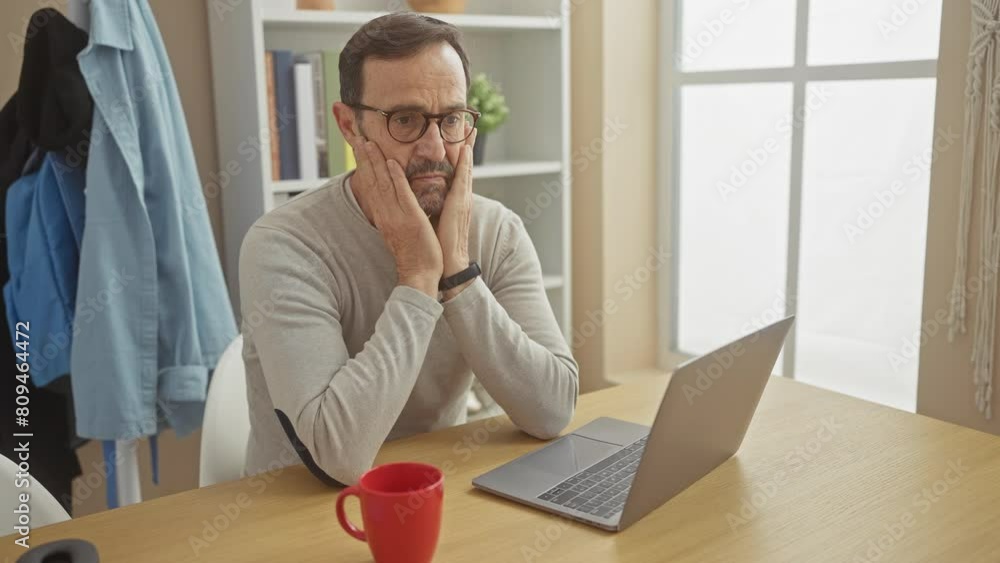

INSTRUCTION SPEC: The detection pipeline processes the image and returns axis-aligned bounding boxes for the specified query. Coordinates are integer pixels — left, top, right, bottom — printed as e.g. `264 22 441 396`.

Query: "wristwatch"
439 262 482 291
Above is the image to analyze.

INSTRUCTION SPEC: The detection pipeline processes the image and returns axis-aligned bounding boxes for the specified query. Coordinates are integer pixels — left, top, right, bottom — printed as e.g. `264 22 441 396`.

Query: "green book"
323 50 349 177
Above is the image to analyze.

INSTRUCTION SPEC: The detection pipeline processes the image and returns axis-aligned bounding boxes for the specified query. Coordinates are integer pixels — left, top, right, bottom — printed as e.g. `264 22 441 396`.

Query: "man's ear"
333 101 364 147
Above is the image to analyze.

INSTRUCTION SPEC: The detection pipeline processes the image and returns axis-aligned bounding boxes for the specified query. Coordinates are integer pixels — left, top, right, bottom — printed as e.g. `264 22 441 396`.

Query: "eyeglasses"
350 104 481 144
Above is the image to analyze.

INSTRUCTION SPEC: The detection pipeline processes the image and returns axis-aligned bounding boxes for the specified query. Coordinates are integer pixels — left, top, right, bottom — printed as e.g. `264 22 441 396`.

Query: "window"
662 0 944 411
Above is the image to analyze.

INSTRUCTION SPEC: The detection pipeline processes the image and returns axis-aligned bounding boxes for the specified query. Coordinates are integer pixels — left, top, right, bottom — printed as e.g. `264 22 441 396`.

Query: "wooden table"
4 375 1000 562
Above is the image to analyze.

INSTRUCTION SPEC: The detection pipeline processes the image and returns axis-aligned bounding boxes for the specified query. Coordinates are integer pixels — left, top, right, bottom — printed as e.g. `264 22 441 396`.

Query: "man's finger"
467 128 477 167
452 130 475 199
366 141 395 196
348 132 369 166
466 125 477 150
386 159 424 216
350 134 375 188
461 128 476 191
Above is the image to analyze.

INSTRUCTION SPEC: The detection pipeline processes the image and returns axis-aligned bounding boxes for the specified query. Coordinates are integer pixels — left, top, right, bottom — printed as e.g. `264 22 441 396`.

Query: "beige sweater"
238 172 579 485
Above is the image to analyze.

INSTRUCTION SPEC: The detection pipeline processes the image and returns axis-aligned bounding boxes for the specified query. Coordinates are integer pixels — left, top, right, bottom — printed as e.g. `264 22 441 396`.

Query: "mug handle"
336 486 367 542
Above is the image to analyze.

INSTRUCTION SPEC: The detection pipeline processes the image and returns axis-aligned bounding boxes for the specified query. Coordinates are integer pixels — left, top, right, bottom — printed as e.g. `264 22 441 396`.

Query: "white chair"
0 454 70 530
199 334 251 487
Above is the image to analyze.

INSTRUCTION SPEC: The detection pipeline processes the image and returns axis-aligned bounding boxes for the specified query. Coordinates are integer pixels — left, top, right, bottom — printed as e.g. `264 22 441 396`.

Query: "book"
294 62 319 179
297 52 329 178
265 51 280 181
323 50 349 177
271 50 299 180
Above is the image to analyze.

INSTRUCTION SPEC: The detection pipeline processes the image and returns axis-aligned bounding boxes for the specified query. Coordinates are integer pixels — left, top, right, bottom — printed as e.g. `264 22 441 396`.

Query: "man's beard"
406 158 455 218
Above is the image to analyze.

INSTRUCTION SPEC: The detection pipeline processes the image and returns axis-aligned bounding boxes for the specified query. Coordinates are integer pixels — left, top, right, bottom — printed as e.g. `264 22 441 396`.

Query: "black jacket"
0 8 93 513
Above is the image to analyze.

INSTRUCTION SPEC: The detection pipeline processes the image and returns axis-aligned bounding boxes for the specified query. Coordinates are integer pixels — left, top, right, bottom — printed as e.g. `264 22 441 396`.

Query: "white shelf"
543 275 563 290
271 160 562 194
272 178 329 194
474 160 561 179
262 10 562 31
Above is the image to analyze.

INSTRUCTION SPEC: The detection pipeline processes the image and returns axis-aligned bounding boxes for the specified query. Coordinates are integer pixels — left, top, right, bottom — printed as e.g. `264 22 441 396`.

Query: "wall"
0 0 219 515
600 2 659 374
917 0 1000 435
570 0 661 391
569 0 607 390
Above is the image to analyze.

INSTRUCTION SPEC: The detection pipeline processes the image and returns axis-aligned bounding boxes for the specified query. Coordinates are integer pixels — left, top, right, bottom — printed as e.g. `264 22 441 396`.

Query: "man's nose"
413 120 448 162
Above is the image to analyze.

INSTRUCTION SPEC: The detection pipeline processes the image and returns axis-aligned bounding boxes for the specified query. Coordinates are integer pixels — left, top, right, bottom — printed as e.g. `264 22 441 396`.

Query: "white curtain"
947 0 1000 419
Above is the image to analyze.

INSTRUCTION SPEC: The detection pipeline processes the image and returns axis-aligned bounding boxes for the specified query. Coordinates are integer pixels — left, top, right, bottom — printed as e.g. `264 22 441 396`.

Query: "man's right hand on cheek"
350 135 443 298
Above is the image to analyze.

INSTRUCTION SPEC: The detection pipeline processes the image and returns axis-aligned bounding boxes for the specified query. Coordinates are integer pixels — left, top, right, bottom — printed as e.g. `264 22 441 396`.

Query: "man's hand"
437 128 477 300
351 135 443 297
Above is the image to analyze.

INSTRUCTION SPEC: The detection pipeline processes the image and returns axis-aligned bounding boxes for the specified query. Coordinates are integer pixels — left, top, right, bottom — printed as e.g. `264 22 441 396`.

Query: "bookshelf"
207 0 572 336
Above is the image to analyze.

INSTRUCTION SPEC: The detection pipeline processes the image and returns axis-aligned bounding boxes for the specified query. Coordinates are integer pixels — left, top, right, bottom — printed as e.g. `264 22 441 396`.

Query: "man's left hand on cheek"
437 128 477 295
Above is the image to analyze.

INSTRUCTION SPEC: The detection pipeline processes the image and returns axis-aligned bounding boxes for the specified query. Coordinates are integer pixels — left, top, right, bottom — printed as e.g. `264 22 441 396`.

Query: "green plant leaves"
468 73 510 135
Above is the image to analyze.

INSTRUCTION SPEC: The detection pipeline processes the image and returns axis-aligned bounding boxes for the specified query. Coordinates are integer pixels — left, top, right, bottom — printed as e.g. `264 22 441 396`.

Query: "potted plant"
467 73 510 165
297 0 334 9
407 0 467 13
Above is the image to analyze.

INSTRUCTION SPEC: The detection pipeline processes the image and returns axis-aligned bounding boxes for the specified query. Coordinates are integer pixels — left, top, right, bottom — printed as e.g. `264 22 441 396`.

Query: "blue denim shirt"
71 0 237 441
4 152 86 388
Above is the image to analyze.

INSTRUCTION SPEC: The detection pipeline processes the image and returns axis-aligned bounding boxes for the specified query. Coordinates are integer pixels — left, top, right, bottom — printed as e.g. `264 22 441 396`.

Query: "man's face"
354 42 467 218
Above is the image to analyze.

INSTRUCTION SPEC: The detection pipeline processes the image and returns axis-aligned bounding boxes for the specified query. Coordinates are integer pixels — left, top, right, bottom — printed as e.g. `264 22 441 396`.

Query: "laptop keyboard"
536 436 648 519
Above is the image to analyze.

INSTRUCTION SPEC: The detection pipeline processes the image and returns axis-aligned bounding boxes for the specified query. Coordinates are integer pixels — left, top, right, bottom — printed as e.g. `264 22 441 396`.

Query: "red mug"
336 462 444 563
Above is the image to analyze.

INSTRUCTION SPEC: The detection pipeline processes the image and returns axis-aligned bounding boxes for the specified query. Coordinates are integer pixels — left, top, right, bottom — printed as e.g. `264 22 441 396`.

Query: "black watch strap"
439 262 481 291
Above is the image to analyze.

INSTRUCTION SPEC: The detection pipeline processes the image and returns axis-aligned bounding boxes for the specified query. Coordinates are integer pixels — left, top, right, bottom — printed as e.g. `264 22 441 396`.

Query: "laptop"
472 316 794 532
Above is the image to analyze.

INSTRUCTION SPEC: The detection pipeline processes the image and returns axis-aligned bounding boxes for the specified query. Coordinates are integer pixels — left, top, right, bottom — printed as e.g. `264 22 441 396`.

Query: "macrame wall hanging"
947 0 1000 420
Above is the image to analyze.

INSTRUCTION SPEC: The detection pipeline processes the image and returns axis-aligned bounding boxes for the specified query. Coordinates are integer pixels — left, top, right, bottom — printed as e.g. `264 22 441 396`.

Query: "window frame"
657 0 939 377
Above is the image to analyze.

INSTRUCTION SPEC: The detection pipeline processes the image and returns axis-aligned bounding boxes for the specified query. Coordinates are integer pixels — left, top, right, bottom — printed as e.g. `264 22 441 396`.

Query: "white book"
299 52 329 178
294 62 319 179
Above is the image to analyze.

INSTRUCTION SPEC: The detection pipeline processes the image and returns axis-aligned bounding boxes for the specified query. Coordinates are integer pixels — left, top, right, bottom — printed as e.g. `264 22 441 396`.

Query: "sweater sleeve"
442 213 579 439
239 225 442 485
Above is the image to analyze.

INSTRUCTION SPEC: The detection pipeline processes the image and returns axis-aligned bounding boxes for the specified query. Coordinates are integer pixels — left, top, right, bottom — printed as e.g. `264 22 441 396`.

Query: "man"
239 12 579 486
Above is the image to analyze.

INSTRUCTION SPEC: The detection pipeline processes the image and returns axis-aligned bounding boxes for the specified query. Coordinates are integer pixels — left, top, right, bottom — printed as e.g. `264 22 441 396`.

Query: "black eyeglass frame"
350 104 481 144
